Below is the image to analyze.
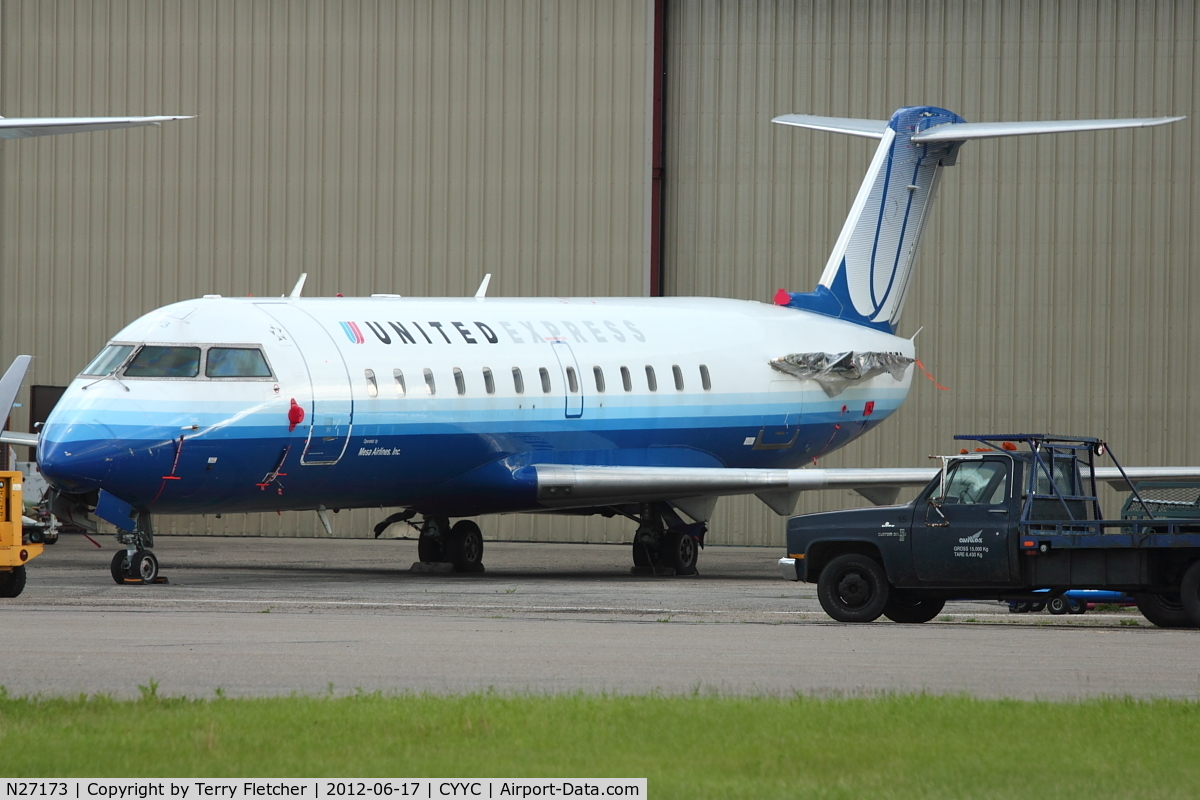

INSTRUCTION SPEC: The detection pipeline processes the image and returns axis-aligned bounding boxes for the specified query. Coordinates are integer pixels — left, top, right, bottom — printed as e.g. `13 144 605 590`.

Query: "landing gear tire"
110 551 129 585
418 516 449 563
817 554 889 623
632 540 653 569
658 530 698 576
131 550 159 584
1180 561 1200 626
882 591 944 623
417 536 443 563
1134 592 1197 628
0 566 26 598
445 520 485 572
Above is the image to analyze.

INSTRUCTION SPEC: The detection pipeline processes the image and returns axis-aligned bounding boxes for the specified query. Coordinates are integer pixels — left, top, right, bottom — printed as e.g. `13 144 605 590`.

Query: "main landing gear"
631 503 705 576
416 516 485 573
109 512 167 585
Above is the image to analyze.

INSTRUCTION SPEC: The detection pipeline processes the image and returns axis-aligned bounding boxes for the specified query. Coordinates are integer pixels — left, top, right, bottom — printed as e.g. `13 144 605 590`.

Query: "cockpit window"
206 347 273 378
81 344 135 376
123 346 201 378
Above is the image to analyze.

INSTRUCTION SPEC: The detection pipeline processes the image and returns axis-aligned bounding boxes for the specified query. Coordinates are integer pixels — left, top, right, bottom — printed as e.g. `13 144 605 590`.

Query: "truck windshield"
943 461 1008 505
81 344 135 376
123 346 202 378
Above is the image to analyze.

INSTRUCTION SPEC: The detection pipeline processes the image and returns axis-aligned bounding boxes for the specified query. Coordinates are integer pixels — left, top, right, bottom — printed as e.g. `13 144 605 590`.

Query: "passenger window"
206 347 272 378
453 368 466 396
512 367 525 394
365 369 378 398
82 344 134 376
621 366 632 392
700 364 712 391
483 368 495 395
393 369 406 397
124 346 201 378
593 366 605 393
565 367 579 393
942 462 1008 505
645 366 657 392
672 365 684 391
539 367 551 393
423 368 436 395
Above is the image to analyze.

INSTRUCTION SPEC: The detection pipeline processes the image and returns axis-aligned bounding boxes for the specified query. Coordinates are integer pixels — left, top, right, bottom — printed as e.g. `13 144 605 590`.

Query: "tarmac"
2 533 1197 699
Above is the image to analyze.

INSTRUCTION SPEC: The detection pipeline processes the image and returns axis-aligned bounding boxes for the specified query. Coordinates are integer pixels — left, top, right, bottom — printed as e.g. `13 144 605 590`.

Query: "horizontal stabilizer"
771 114 888 139
0 115 193 140
912 115 1186 143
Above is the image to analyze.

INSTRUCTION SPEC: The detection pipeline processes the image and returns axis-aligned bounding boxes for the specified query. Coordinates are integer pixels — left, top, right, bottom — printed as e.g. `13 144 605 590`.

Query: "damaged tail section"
772 106 1184 334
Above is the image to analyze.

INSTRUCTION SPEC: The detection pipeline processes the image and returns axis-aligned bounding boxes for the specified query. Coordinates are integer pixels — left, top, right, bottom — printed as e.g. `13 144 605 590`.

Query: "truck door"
911 457 1014 584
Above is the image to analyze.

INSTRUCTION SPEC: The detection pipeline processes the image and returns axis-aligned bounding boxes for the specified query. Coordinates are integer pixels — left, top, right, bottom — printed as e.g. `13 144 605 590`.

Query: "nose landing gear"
110 512 167 585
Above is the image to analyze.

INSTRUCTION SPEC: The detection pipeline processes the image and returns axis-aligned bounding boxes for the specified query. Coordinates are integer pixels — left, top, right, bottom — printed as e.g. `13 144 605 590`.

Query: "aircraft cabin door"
550 340 584 418
256 303 354 465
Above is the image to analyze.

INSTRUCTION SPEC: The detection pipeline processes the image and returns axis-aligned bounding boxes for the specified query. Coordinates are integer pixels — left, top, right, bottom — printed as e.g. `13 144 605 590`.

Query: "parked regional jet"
2 106 1192 585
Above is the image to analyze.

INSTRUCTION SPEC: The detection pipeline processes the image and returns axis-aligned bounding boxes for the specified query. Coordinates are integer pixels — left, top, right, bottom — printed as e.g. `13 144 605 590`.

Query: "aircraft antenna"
474 273 492 299
288 273 308 298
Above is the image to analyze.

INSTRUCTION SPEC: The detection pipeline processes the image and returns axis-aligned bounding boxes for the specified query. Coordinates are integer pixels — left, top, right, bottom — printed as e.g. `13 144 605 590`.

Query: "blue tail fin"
772 106 1184 333
775 106 965 333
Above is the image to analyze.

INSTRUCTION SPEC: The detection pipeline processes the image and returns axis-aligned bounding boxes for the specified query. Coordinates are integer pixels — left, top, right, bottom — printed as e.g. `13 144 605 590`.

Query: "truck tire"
0 566 26 598
1134 592 1197 629
1179 561 1200 626
817 554 889 623
882 591 945 624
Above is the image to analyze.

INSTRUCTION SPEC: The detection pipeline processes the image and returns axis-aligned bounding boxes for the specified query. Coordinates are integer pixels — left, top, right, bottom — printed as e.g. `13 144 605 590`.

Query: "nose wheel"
110 549 162 585
109 512 166 585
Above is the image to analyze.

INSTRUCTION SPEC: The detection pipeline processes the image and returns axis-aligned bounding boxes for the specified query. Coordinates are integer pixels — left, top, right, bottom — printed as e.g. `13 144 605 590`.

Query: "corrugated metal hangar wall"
1 1 1197 546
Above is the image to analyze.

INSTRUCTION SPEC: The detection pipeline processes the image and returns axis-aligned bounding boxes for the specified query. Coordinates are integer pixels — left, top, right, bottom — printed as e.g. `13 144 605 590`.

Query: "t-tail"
772 106 1184 334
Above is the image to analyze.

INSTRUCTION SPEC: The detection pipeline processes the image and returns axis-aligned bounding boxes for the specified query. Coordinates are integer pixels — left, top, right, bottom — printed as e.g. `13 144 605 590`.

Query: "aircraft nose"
38 422 126 493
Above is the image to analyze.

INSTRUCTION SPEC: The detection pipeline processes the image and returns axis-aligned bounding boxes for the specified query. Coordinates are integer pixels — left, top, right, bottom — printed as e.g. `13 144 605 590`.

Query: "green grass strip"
2 690 1199 799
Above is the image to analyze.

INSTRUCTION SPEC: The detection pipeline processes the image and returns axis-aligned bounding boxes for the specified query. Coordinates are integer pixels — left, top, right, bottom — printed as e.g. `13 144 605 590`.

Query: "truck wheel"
1180 561 1200 626
1134 593 1197 628
882 591 944 624
0 566 26 598
1047 597 1069 615
817 554 889 622
1067 597 1087 615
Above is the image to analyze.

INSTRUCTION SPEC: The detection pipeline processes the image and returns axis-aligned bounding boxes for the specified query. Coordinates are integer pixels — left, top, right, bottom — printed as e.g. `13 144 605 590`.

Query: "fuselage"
38 295 914 517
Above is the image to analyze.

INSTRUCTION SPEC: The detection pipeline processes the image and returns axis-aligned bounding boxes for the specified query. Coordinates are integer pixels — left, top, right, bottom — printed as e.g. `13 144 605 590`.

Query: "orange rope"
914 359 949 391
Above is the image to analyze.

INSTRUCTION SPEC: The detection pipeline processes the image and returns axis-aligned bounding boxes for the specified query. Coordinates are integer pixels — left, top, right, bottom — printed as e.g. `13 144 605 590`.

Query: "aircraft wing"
0 115 193 140
532 464 1200 518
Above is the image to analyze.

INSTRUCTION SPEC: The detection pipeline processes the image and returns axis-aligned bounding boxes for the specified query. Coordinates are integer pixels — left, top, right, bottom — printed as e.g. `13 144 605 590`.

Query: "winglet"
475 273 492 299
289 273 308 298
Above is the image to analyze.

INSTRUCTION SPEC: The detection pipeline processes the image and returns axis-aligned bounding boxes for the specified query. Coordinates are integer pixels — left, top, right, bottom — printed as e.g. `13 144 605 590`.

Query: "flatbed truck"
779 435 1200 627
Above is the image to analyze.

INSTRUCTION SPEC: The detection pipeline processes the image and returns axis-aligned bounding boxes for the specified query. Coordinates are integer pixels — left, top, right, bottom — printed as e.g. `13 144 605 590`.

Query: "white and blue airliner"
1 105 1190 585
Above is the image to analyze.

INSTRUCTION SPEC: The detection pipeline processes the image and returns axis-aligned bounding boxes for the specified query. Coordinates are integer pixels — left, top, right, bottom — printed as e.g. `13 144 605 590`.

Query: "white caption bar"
2 780 646 800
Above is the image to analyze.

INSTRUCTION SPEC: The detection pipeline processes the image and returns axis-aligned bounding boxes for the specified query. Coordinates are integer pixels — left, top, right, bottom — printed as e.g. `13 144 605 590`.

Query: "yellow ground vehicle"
1 470 41 597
